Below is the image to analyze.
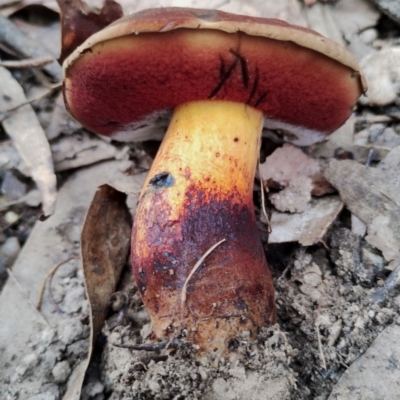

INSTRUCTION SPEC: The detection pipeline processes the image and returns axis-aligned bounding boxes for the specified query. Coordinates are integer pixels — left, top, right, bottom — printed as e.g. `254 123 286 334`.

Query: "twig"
113 337 184 352
36 257 78 309
0 83 61 122
0 56 54 68
180 239 226 324
315 280 327 370
258 161 272 234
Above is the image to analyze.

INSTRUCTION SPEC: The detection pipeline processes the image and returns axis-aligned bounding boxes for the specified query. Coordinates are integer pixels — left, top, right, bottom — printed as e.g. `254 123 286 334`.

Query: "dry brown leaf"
0 66 57 217
81 184 131 344
57 0 123 63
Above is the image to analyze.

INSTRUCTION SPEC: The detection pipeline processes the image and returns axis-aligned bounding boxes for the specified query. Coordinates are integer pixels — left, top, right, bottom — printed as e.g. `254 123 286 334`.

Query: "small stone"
58 318 84 345
228 366 246 379
315 314 332 328
198 366 208 381
148 379 161 393
52 360 71 383
22 353 39 369
0 236 20 270
82 380 104 397
4 211 18 224
359 28 377 44
328 319 343 347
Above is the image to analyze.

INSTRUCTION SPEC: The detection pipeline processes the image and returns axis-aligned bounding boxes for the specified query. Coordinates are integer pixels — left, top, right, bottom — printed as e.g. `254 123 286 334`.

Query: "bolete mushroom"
63 8 366 354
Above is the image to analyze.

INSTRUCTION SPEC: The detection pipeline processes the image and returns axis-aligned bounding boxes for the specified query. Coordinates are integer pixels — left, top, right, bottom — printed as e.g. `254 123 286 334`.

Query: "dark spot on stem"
149 172 175 188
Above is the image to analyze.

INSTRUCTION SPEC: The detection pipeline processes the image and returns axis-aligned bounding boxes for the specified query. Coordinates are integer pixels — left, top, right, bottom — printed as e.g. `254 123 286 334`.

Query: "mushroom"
63 8 366 354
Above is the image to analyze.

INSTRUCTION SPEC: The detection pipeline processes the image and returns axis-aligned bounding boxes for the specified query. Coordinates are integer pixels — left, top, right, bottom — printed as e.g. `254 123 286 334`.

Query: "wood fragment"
0 56 54 68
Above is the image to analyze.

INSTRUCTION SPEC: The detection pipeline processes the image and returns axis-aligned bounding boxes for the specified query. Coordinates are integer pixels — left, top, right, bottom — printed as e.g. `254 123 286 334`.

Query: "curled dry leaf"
57 0 123 63
0 67 57 217
81 184 132 345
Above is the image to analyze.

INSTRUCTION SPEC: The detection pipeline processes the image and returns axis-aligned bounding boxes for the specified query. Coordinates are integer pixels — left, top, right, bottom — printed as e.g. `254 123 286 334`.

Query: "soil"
82 213 399 400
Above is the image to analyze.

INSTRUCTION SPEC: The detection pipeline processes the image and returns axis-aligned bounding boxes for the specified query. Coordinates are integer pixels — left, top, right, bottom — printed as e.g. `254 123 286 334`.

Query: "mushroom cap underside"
63 7 366 146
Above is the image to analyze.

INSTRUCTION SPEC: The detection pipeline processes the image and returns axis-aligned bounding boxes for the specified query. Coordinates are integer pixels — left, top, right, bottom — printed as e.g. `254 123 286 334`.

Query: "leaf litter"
1 0 400 399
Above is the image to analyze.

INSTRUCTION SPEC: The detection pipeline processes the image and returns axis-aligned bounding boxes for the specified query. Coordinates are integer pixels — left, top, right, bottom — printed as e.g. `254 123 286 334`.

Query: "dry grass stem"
180 239 226 324
258 161 272 233
0 56 54 68
36 257 78 309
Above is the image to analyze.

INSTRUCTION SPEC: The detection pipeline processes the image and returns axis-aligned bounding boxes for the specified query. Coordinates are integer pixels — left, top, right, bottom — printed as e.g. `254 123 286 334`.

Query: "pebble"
4 210 19 224
0 236 20 270
58 318 84 345
52 360 71 383
359 28 378 44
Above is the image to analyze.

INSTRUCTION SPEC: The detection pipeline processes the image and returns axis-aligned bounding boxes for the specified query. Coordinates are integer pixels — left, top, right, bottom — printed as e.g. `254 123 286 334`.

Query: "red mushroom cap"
63 7 366 146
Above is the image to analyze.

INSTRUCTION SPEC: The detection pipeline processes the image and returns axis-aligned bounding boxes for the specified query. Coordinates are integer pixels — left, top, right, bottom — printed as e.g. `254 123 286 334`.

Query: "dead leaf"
260 143 334 197
0 66 57 217
0 13 61 79
81 184 131 345
304 3 345 46
51 132 123 171
269 196 343 245
269 176 313 213
329 325 400 400
323 151 400 263
329 0 380 60
57 0 123 63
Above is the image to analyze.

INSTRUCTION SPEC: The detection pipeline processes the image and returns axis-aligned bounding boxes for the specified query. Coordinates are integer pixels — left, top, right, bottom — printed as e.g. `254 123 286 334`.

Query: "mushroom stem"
131 100 276 354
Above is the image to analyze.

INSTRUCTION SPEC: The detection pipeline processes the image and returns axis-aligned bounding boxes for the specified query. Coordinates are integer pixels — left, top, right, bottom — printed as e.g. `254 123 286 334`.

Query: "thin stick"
0 56 54 68
36 257 78 309
315 324 327 370
315 280 327 370
180 239 226 323
0 82 61 120
258 161 272 233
